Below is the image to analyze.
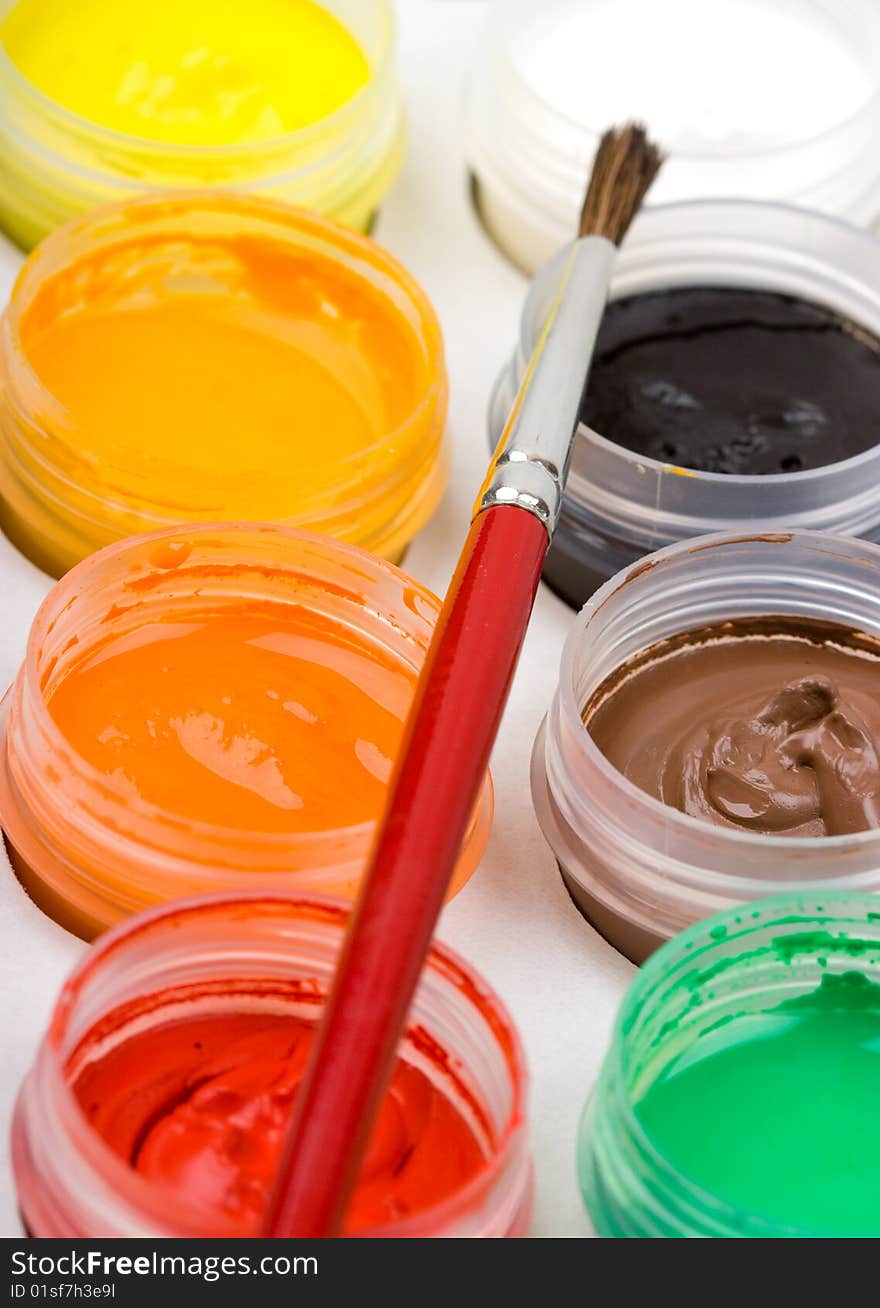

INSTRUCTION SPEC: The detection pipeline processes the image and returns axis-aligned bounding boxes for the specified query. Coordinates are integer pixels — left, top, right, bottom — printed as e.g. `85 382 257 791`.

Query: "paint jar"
12 892 532 1237
0 524 493 940
0 192 448 578
532 531 880 963
466 0 880 275
580 891 880 1237
490 201 880 610
0 0 403 251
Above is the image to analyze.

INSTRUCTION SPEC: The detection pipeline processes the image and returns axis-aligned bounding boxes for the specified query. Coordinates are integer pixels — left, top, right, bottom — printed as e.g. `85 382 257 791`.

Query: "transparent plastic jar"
0 524 493 940
466 0 880 275
490 200 880 610
12 891 532 1237
579 890 880 1237
532 531 880 963
0 0 404 251
0 192 449 578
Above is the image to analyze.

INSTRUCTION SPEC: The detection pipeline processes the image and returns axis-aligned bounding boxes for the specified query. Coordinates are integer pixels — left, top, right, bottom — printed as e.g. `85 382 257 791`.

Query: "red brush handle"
264 504 548 1237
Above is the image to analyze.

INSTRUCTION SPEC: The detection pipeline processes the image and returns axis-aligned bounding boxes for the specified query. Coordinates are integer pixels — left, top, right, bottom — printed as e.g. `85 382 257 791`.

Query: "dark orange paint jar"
0 524 493 939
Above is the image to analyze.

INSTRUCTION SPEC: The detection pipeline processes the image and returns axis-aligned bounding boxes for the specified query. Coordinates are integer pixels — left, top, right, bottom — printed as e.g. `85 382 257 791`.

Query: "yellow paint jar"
0 0 403 250
0 192 448 577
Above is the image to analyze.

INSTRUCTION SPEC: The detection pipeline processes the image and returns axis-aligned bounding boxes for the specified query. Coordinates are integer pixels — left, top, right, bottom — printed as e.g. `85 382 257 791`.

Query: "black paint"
581 286 880 474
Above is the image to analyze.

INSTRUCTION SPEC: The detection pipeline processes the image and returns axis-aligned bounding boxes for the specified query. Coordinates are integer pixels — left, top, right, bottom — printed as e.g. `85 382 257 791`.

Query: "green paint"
636 970 880 1236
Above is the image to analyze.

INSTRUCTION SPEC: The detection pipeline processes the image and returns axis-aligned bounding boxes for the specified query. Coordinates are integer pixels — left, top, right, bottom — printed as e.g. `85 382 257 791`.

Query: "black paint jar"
489 201 880 609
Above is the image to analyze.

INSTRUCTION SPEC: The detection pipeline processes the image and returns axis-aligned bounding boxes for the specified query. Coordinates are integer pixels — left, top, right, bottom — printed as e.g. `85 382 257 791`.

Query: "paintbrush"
264 122 665 1238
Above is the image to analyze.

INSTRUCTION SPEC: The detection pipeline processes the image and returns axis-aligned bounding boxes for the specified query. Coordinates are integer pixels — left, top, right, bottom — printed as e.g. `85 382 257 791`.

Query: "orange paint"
47 606 411 836
0 196 448 577
71 1009 487 1234
20 235 418 518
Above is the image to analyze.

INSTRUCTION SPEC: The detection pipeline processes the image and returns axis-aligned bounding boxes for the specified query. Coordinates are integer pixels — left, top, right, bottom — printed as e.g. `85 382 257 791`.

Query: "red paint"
70 1007 487 1234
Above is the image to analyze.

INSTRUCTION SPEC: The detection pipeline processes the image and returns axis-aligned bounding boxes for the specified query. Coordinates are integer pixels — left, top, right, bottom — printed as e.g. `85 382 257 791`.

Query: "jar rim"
17 521 439 855
557 528 880 859
0 0 395 160
578 419 880 488
38 889 529 1239
2 190 447 534
600 888 880 1237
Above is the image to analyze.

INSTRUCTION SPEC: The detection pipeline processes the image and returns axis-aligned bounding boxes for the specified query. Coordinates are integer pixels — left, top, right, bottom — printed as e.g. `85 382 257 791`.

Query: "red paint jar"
12 892 532 1238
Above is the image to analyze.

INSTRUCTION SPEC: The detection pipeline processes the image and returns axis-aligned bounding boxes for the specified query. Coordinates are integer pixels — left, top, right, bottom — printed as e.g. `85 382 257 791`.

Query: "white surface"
0 0 635 1239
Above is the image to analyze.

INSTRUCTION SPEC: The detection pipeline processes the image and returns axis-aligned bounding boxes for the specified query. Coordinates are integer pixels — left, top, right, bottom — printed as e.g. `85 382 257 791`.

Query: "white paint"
513 0 874 151
466 0 880 273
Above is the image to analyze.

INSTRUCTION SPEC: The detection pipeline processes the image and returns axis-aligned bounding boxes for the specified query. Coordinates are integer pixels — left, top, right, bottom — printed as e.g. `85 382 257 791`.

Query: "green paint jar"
579 892 880 1237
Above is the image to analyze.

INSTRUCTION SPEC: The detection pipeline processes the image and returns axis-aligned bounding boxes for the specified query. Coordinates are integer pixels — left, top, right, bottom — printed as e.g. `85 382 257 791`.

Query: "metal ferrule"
476 234 617 536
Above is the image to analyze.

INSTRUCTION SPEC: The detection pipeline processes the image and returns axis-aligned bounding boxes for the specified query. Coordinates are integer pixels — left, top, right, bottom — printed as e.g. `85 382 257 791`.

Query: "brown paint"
585 617 880 839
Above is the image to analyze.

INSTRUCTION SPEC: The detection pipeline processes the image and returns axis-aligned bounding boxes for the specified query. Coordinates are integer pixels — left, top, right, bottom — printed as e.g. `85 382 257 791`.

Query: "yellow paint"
0 2 401 251
1 0 369 144
0 196 448 576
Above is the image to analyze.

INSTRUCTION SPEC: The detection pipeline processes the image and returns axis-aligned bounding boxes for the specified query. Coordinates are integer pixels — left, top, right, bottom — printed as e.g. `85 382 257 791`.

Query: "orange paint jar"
0 192 448 577
0 525 492 939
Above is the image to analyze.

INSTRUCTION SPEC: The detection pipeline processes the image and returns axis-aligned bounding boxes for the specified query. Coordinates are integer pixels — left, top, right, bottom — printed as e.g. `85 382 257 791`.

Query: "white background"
0 0 636 1238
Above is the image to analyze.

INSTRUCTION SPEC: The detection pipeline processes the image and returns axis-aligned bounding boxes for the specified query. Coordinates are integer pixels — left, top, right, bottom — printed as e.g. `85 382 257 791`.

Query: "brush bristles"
578 122 665 246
